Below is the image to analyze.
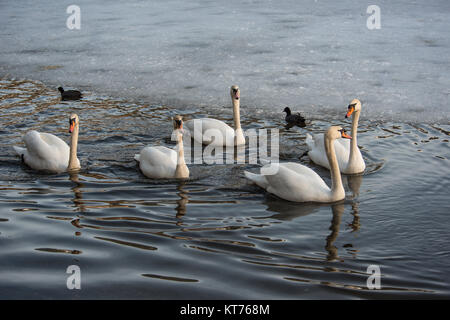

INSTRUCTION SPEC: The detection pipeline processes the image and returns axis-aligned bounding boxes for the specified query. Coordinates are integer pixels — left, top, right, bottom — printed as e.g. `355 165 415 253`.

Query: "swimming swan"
244 126 351 203
184 85 245 147
306 99 365 174
13 114 81 173
134 115 189 179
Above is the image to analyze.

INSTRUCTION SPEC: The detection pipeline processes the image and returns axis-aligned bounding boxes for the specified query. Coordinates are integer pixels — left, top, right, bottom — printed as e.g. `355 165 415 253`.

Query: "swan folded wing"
17 131 70 172
202 118 234 146
306 133 328 168
331 140 351 171
278 163 329 192
264 163 331 202
305 133 317 150
139 146 177 178
184 119 204 141
244 171 269 189
185 118 234 146
13 146 26 156
23 131 69 160
335 133 365 173
307 134 350 171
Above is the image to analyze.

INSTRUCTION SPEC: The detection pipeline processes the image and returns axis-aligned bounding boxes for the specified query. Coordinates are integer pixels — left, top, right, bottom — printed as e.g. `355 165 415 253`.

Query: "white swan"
134 115 189 179
306 99 366 174
245 126 352 203
13 114 81 173
184 85 245 147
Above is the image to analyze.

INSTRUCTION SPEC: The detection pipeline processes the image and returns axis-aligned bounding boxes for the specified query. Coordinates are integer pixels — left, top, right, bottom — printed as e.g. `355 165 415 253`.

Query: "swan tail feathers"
13 146 26 156
244 171 269 189
305 133 314 151
259 158 271 166
134 154 140 162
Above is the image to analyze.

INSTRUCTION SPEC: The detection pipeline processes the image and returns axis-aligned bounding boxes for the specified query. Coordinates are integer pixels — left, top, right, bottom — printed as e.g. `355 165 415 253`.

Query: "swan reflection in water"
345 174 363 198
263 173 363 261
325 203 344 261
175 181 189 219
265 199 345 261
344 174 362 232
263 196 321 221
68 171 86 213
68 171 85 236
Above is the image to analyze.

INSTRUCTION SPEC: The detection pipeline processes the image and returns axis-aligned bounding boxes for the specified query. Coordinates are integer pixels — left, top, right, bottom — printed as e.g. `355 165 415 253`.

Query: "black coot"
283 107 306 129
58 87 82 101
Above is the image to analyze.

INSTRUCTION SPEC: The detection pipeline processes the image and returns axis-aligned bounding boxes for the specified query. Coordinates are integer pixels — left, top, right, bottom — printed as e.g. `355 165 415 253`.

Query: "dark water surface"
0 79 449 299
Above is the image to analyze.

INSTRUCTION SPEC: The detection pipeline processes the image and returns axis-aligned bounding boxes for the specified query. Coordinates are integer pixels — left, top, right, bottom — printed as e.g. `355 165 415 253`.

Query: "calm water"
0 79 449 299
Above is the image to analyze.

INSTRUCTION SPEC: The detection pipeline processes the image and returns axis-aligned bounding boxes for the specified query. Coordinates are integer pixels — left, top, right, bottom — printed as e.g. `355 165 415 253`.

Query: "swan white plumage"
306 99 366 174
244 126 352 203
184 85 245 147
13 114 81 173
134 115 189 179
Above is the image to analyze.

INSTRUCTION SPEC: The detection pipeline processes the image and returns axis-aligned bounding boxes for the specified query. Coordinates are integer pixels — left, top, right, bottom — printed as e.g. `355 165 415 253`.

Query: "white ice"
0 0 449 123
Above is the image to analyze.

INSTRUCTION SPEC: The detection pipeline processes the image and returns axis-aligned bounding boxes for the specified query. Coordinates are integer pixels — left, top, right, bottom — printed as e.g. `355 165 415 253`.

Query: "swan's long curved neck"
232 98 246 145
232 98 241 130
68 126 80 171
175 133 189 178
324 135 344 200
349 110 360 164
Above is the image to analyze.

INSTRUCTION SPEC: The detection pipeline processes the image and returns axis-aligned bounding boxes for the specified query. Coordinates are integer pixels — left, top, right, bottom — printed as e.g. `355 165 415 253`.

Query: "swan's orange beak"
341 131 352 139
345 105 355 118
69 119 75 133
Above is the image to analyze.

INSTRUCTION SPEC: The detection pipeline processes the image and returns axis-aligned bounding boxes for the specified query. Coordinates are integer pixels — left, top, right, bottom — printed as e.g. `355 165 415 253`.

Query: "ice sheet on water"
0 0 449 123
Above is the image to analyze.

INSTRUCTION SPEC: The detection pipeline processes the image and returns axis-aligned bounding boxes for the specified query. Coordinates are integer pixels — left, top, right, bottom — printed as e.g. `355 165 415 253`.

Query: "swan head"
58 87 64 93
326 126 352 141
230 85 240 101
283 107 291 114
345 99 362 118
69 114 79 133
172 115 184 136
173 115 183 129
